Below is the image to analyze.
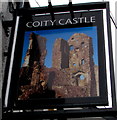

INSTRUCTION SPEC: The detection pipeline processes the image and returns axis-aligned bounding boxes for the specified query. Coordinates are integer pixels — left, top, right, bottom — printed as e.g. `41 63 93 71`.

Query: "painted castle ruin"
18 32 99 100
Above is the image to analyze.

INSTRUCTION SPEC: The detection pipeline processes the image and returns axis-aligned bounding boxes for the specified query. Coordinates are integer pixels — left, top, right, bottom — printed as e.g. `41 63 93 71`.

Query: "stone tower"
19 33 47 100
68 33 96 96
52 38 69 69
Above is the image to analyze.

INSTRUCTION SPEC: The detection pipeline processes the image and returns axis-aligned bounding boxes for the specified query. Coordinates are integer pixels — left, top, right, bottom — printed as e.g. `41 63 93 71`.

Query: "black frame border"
2 2 116 111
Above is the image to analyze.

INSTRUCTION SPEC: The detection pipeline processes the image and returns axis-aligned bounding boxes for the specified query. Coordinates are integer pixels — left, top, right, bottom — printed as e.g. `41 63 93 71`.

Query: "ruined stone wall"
52 38 69 69
51 33 97 98
31 33 47 86
68 33 96 96
61 39 69 69
19 33 47 100
94 65 99 96
19 32 98 99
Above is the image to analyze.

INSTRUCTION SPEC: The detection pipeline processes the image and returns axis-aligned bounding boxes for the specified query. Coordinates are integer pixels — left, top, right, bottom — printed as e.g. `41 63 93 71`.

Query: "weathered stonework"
19 32 99 100
51 33 97 98
52 38 69 69
19 33 47 100
94 65 99 96
68 33 96 96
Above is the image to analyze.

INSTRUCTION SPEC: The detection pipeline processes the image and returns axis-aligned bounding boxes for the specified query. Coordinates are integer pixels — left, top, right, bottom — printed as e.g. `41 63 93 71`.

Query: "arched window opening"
70 45 74 50
81 42 85 47
81 59 85 65
79 74 85 80
73 63 76 66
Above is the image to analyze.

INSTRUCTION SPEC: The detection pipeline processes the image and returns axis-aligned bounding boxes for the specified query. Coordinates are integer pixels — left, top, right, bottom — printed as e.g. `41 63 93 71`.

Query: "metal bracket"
48 0 55 25
110 13 117 29
68 0 75 20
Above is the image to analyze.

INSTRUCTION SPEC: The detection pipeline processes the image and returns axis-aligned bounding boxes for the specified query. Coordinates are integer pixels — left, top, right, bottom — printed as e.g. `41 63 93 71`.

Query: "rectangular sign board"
3 2 115 109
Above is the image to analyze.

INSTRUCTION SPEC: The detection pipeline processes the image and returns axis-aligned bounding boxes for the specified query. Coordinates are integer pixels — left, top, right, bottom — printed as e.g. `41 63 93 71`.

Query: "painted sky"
21 26 98 68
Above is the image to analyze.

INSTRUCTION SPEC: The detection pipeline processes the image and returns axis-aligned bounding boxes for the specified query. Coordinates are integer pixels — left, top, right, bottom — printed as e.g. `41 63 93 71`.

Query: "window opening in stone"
81 59 85 65
79 74 85 80
73 63 76 66
81 42 85 47
75 47 79 51
70 45 74 50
